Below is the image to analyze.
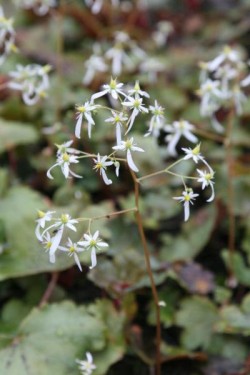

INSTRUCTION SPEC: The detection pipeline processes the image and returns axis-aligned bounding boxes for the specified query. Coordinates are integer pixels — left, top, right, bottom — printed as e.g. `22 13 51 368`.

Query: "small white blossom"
197 169 215 202
83 49 108 85
112 137 144 172
91 77 126 102
182 144 204 164
14 0 56 15
152 21 173 47
122 96 148 133
198 79 223 118
76 352 96 375
56 140 81 156
105 40 132 77
241 72 250 87
85 0 119 14
0 6 16 65
75 102 98 139
164 120 198 156
78 231 108 269
93 154 113 185
128 81 150 99
206 45 242 72
59 238 84 272
173 189 199 222
105 111 128 145
35 210 55 241
42 214 79 259
139 57 165 83
42 232 58 264
105 32 146 76
47 152 82 179
8 64 51 105
145 100 165 137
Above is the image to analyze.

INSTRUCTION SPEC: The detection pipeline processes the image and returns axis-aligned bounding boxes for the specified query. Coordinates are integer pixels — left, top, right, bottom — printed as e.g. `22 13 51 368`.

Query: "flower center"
45 241 52 249
125 140 132 149
38 210 45 218
62 153 70 162
61 214 69 224
90 239 97 247
77 105 86 113
69 245 75 253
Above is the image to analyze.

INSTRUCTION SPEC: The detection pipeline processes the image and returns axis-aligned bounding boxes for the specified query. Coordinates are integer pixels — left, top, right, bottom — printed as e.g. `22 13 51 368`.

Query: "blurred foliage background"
0 0 250 374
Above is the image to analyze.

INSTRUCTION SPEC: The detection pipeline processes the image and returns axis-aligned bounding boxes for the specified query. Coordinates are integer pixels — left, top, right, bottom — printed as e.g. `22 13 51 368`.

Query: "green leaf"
176 296 219 350
160 204 216 262
0 187 77 281
0 119 38 153
0 300 126 375
216 294 250 335
207 334 248 363
221 250 250 286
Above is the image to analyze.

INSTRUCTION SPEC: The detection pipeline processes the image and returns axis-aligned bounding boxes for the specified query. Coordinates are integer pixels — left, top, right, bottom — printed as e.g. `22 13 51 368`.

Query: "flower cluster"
14 0 57 16
198 45 250 132
35 210 108 270
83 32 146 83
173 144 215 221
8 63 51 105
0 6 16 65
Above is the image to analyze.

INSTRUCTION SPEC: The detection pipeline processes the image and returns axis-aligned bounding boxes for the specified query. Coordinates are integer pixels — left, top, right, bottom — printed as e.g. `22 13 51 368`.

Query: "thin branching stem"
39 272 59 308
130 170 161 375
224 107 236 280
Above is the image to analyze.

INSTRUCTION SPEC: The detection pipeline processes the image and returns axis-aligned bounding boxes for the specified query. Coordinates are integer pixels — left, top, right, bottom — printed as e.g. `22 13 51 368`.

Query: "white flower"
105 111 128 145
214 64 238 95
128 81 150 99
75 102 98 139
78 231 108 269
8 64 51 105
197 169 215 202
91 77 126 102
152 21 173 47
105 32 146 76
164 120 198 156
76 352 96 375
173 188 199 222
139 57 165 83
47 152 82 179
122 96 148 133
112 137 144 172
59 238 84 272
42 214 79 259
93 154 113 185
56 140 81 156
145 100 165 137
83 53 108 85
198 79 223 118
206 45 241 72
35 210 55 241
0 6 16 65
14 0 56 16
85 0 119 14
42 232 58 264
241 73 250 88
105 42 132 77
182 144 204 164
